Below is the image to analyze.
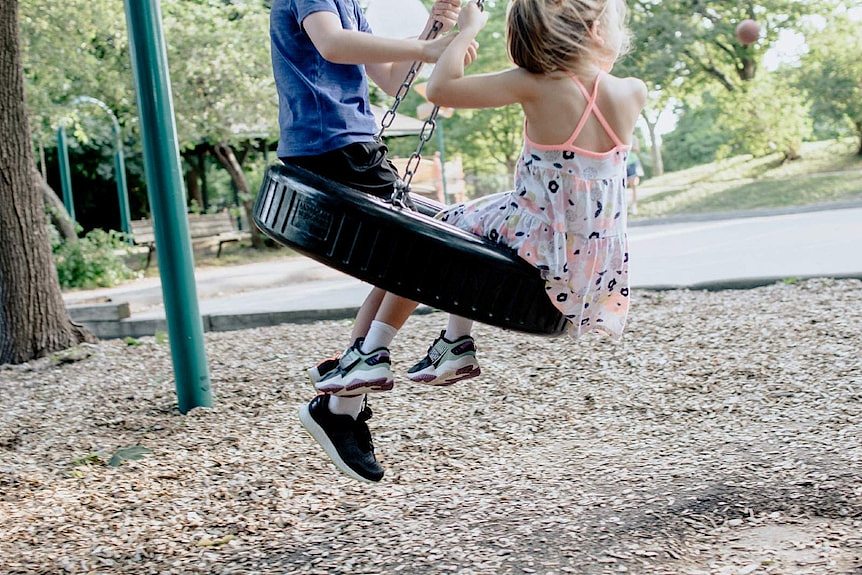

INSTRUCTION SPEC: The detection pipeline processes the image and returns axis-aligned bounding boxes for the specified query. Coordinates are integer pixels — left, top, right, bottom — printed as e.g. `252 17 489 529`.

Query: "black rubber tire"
253 164 567 336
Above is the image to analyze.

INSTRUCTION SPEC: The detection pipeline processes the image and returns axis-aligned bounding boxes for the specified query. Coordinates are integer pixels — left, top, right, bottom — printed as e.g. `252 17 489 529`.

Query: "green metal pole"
70 96 133 238
56 125 75 222
113 131 132 239
124 0 212 413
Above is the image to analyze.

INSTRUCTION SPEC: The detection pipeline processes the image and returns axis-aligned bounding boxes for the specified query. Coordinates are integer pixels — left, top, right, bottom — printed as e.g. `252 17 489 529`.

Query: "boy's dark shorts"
280 141 401 199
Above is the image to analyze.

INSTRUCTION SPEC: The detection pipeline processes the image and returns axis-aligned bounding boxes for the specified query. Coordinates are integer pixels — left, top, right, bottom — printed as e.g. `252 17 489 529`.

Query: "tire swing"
253 11 567 336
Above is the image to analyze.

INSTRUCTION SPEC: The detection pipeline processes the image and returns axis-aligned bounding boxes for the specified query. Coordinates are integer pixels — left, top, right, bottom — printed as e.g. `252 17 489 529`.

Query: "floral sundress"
438 73 631 340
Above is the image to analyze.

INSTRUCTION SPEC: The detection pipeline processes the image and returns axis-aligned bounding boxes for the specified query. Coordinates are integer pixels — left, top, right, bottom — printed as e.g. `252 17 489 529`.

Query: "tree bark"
182 152 204 210
856 122 862 156
642 113 665 177
197 148 209 210
213 142 264 248
0 0 95 364
739 57 757 81
35 168 77 242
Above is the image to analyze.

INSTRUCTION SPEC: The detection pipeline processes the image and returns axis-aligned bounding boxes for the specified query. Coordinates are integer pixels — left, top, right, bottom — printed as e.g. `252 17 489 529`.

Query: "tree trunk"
739 57 757 81
183 152 204 210
642 112 664 177
35 167 78 242
646 124 664 177
213 142 264 248
197 149 209 210
856 122 862 156
0 0 95 364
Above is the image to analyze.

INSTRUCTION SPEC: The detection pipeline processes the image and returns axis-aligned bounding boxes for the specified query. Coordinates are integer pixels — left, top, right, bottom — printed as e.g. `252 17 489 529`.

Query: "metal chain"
377 21 442 139
380 0 485 206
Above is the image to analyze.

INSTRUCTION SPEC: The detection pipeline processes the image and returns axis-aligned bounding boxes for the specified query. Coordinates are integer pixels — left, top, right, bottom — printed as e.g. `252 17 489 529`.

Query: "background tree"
796 14 862 155
163 0 275 247
660 91 731 172
716 73 812 161
631 0 809 90
19 0 276 240
1 0 95 364
437 0 523 185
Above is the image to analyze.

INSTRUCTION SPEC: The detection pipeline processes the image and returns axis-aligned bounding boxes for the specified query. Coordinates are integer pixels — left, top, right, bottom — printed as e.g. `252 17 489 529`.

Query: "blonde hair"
507 0 631 75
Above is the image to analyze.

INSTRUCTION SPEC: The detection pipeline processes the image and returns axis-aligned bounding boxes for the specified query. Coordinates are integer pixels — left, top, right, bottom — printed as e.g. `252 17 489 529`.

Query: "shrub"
53 229 140 289
716 75 813 161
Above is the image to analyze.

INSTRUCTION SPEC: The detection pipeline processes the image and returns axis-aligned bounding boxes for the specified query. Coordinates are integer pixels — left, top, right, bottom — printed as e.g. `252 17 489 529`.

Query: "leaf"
197 534 234 547
108 445 152 467
123 336 141 346
71 453 103 466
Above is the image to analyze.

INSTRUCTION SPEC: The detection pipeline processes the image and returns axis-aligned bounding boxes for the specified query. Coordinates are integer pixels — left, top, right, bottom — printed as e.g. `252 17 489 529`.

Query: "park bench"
130 211 251 268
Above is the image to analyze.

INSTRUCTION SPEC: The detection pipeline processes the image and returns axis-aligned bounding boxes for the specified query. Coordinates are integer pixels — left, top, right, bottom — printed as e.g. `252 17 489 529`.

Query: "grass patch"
637 139 862 219
195 244 297 268
639 173 862 218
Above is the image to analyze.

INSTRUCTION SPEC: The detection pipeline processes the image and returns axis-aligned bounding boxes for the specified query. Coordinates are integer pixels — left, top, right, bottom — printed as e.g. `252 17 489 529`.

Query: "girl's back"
523 71 644 154
429 0 646 339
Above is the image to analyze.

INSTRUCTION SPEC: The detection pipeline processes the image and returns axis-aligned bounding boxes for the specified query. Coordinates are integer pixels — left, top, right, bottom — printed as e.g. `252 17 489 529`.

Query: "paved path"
63 257 344 313
63 207 862 335
628 206 862 287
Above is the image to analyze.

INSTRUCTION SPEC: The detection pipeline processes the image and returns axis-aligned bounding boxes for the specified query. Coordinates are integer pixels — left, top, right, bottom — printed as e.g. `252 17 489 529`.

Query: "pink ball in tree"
735 19 760 45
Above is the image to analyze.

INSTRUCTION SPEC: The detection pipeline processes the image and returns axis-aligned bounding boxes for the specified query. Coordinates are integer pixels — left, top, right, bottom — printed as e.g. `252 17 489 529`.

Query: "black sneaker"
298 395 384 483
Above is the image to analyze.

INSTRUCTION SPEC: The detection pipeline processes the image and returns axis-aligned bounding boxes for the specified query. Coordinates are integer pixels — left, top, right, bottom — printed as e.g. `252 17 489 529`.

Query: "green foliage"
161 1 276 147
52 229 139 289
662 73 813 170
661 94 732 172
637 139 862 219
714 74 812 160
108 445 152 468
20 0 132 146
626 0 811 93
71 453 104 467
796 13 862 152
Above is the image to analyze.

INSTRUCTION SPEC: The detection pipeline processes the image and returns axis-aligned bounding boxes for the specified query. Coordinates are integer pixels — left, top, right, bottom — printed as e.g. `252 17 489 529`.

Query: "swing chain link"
377 20 443 139
382 0 484 206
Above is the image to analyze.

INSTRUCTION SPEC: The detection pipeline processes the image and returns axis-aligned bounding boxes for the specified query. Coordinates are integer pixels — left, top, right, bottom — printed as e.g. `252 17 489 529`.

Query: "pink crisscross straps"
568 72 625 149
523 72 629 156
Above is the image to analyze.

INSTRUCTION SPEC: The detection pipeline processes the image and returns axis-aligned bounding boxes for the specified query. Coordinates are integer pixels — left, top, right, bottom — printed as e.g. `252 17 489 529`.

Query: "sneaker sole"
316 377 394 396
409 366 481 386
298 403 379 484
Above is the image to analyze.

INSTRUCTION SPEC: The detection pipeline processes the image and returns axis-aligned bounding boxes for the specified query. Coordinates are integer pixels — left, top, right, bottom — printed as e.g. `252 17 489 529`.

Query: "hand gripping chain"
378 0 484 208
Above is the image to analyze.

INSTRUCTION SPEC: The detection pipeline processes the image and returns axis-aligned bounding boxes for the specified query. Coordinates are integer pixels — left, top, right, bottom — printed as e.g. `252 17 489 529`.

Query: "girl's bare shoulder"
604 74 648 108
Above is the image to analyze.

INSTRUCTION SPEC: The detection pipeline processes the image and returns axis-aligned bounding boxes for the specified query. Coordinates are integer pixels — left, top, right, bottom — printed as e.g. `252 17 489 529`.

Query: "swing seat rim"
253 163 568 336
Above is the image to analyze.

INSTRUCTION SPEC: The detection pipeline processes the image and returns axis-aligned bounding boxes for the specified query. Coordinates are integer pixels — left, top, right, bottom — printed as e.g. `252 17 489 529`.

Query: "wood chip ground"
1 279 860 574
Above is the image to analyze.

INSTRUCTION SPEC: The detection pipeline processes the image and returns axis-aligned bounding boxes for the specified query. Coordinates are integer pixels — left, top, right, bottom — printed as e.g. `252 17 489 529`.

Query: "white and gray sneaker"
406 331 481 386
307 354 341 384
315 338 395 396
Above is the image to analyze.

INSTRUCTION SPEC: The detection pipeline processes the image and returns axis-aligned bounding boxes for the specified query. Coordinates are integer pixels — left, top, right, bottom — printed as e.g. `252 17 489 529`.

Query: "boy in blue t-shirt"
272 0 466 196
271 0 474 483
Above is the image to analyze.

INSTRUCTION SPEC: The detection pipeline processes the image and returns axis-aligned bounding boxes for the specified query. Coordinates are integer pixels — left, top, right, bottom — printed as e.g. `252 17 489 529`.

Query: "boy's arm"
303 12 430 64
365 0 461 96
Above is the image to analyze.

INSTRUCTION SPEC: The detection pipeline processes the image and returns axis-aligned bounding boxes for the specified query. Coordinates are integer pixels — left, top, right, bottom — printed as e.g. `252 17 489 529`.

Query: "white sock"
361 320 398 353
444 315 473 340
328 394 365 419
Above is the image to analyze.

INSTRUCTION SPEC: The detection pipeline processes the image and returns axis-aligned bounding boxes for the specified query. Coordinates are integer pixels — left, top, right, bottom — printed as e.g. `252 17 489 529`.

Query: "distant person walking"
626 140 644 215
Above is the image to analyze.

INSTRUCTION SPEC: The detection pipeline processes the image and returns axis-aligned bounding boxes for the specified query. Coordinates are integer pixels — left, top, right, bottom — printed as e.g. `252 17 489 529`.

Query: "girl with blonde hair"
304 0 646 482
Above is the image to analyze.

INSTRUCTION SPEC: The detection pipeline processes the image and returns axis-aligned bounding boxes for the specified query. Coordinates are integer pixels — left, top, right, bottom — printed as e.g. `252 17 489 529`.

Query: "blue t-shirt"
271 0 378 157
